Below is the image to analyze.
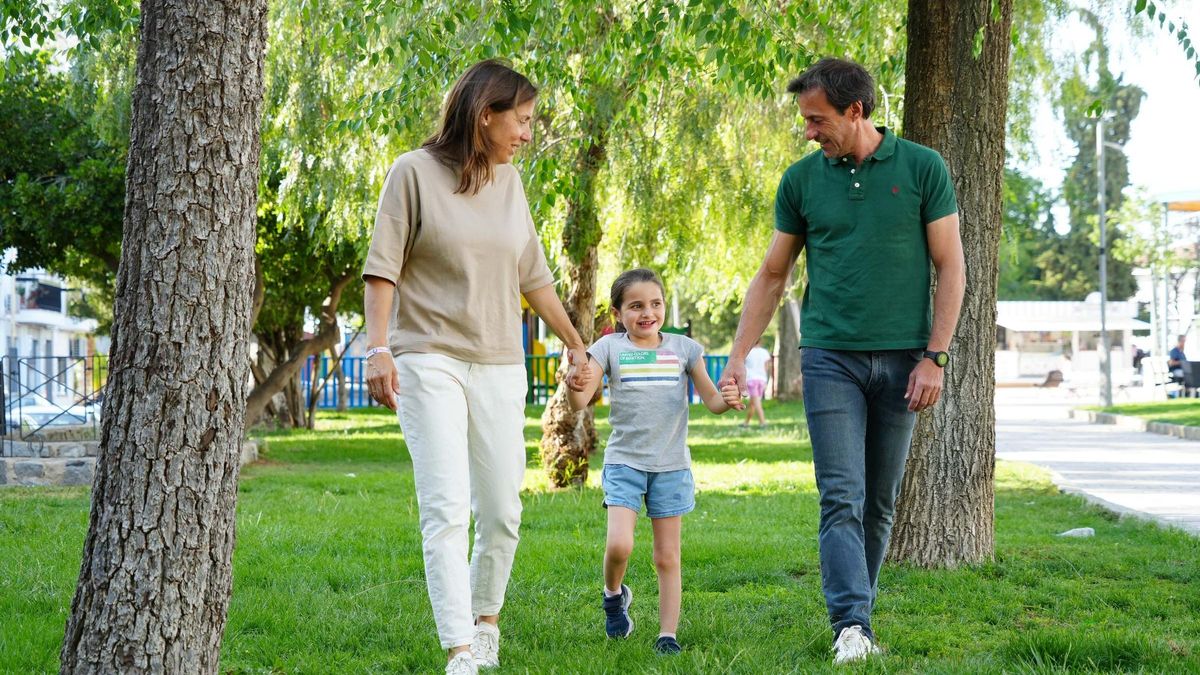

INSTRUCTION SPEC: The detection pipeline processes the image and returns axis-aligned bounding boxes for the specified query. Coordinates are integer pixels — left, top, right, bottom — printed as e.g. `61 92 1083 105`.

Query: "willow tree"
244 0 413 427
887 0 1013 566
508 0 902 486
60 1 268 671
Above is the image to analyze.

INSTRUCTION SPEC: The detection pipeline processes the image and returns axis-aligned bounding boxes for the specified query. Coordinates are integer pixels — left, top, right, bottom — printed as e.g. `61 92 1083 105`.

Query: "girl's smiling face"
615 280 665 345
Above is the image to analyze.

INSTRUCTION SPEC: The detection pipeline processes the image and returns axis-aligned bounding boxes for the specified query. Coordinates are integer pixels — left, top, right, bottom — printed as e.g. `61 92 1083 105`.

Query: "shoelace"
446 654 475 675
473 630 498 655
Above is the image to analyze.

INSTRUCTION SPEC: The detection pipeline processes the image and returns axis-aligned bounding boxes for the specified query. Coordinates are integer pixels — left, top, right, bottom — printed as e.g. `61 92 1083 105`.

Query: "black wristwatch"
923 350 950 368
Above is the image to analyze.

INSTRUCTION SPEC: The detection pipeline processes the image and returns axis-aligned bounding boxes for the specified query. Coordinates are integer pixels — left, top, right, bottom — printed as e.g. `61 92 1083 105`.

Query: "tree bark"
60 2 267 672
775 299 803 401
539 134 607 487
775 267 804 401
887 0 1012 567
333 345 348 413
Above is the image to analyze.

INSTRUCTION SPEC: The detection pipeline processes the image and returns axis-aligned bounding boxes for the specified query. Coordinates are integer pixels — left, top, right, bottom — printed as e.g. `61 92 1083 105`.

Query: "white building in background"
995 298 1150 385
1 269 99 361
1 258 103 406
1122 191 1200 367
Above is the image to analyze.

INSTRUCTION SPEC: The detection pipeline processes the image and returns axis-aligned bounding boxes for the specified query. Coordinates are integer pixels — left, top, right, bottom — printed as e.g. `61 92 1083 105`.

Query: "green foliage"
3 403 1199 672
0 50 123 328
1134 0 1200 79
1108 187 1185 279
996 169 1060 300
1019 13 1143 301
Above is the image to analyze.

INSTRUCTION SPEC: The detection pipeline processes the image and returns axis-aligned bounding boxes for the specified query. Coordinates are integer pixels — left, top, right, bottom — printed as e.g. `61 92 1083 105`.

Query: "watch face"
935 352 949 367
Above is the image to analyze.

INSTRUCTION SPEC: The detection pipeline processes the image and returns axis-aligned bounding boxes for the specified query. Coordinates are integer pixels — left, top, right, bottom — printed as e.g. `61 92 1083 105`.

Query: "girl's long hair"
422 59 538 195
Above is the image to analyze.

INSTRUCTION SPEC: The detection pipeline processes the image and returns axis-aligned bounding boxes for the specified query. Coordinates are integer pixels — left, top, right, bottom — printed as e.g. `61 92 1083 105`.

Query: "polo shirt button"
854 182 860 188
850 169 856 174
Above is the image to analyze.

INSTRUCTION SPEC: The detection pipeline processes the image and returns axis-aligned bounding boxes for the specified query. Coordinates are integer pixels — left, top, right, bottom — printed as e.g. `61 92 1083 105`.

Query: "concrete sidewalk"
995 388 1200 535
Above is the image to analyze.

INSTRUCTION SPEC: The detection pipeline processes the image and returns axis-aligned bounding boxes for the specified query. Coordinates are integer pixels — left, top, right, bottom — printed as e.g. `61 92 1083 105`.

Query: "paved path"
995 388 1200 535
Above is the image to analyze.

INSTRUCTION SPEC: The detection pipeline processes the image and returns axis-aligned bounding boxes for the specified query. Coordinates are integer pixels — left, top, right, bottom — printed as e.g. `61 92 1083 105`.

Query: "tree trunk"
887 0 1011 567
334 345 348 412
775 267 805 401
540 134 607 487
60 2 267 672
775 299 803 401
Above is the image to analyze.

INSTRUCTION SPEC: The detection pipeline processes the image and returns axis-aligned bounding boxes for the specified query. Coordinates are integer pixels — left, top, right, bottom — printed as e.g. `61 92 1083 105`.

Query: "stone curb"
1 439 259 488
1069 409 1200 441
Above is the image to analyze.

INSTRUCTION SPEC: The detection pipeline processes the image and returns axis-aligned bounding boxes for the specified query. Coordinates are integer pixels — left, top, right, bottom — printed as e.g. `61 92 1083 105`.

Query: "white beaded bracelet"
365 346 391 359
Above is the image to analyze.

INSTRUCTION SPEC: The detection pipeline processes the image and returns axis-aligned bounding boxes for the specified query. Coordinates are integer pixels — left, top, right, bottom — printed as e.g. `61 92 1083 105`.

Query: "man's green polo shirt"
774 127 957 350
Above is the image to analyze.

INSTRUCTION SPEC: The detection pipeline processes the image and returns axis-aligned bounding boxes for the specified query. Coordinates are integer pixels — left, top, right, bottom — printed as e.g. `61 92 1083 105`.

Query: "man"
1168 334 1187 393
719 57 965 665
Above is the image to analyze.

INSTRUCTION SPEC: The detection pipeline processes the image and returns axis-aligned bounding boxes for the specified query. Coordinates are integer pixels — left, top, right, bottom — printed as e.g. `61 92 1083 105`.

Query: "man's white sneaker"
832 625 882 665
471 622 501 668
446 651 478 675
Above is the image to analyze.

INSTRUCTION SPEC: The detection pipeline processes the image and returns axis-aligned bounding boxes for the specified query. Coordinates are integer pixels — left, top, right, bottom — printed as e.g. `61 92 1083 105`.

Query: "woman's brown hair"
422 59 538 195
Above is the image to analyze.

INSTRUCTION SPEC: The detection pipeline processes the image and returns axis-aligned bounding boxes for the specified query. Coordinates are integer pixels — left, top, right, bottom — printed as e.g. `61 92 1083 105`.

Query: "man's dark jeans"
801 347 921 639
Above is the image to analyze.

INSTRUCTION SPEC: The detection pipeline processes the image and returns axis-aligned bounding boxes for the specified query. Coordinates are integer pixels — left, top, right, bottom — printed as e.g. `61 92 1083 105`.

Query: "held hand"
720 381 745 411
904 358 944 412
565 347 592 392
366 352 400 411
718 358 748 400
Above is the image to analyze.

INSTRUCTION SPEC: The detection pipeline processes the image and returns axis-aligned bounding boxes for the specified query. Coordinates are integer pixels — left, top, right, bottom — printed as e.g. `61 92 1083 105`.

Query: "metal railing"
1 355 107 453
296 353 730 409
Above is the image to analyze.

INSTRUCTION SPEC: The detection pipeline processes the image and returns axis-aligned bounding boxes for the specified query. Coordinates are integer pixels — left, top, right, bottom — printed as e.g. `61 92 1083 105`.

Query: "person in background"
1169 334 1188 395
740 338 773 428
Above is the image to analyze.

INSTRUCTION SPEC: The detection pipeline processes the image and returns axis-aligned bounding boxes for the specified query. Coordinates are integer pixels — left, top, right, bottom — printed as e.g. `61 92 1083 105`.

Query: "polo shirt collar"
825 126 897 165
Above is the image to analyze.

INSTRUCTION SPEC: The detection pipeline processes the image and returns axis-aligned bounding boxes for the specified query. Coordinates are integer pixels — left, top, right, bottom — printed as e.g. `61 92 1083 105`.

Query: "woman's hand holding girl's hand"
566 347 592 392
720 381 745 410
366 352 401 411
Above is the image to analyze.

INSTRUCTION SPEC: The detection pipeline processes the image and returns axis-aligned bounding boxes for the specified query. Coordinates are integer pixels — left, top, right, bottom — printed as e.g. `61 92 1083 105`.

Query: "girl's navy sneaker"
602 584 633 638
654 635 682 655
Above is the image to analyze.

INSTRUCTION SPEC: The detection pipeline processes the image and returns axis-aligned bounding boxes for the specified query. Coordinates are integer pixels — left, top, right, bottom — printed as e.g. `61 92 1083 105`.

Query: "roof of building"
997 300 1151 332
1156 189 1200 213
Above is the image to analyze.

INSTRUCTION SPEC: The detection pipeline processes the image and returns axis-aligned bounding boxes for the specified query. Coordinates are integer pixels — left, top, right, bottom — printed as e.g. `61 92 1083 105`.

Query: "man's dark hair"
787 57 876 119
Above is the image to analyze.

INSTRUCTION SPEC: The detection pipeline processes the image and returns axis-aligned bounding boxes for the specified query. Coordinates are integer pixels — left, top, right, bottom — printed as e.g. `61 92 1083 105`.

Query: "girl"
567 268 741 654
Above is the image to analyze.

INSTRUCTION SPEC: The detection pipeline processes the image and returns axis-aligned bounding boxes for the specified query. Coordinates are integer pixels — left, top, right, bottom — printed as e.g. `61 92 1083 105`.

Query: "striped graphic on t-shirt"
618 350 681 387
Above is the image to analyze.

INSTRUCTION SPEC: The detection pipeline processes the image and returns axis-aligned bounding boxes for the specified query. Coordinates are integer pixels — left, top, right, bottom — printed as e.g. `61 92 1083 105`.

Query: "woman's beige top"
362 149 554 364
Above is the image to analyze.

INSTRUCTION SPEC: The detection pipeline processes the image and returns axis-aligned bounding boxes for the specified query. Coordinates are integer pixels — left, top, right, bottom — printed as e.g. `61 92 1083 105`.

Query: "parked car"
3 392 95 430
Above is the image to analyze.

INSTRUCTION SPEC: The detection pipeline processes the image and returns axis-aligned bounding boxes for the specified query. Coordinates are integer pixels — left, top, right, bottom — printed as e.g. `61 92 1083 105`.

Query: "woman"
362 59 589 675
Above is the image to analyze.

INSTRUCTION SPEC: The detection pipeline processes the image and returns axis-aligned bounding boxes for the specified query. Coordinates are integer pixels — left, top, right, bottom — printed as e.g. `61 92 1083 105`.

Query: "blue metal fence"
298 354 731 408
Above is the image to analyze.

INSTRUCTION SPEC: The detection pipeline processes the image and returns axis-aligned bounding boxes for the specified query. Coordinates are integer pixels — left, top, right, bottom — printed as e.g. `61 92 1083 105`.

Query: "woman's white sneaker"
471 622 501 668
446 651 478 675
832 625 882 665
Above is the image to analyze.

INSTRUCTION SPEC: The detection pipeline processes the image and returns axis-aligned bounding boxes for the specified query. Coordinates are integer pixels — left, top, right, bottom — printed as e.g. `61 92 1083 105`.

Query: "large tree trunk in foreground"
61 2 267 672
887 0 1011 566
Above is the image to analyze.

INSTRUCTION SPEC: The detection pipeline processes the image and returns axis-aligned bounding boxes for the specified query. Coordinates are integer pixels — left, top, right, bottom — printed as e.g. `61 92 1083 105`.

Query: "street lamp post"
1097 117 1112 408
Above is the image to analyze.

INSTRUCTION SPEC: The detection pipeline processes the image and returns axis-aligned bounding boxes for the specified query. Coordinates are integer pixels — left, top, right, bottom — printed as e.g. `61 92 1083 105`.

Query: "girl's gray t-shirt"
588 332 704 472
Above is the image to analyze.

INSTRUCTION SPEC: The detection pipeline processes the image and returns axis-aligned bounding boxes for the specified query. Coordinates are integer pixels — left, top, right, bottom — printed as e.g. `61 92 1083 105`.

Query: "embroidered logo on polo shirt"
892 185 900 195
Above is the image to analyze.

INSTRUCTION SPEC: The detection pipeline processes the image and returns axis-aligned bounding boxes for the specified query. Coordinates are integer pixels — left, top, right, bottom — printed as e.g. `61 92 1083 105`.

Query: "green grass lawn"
1097 399 1200 427
3 400 1199 673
